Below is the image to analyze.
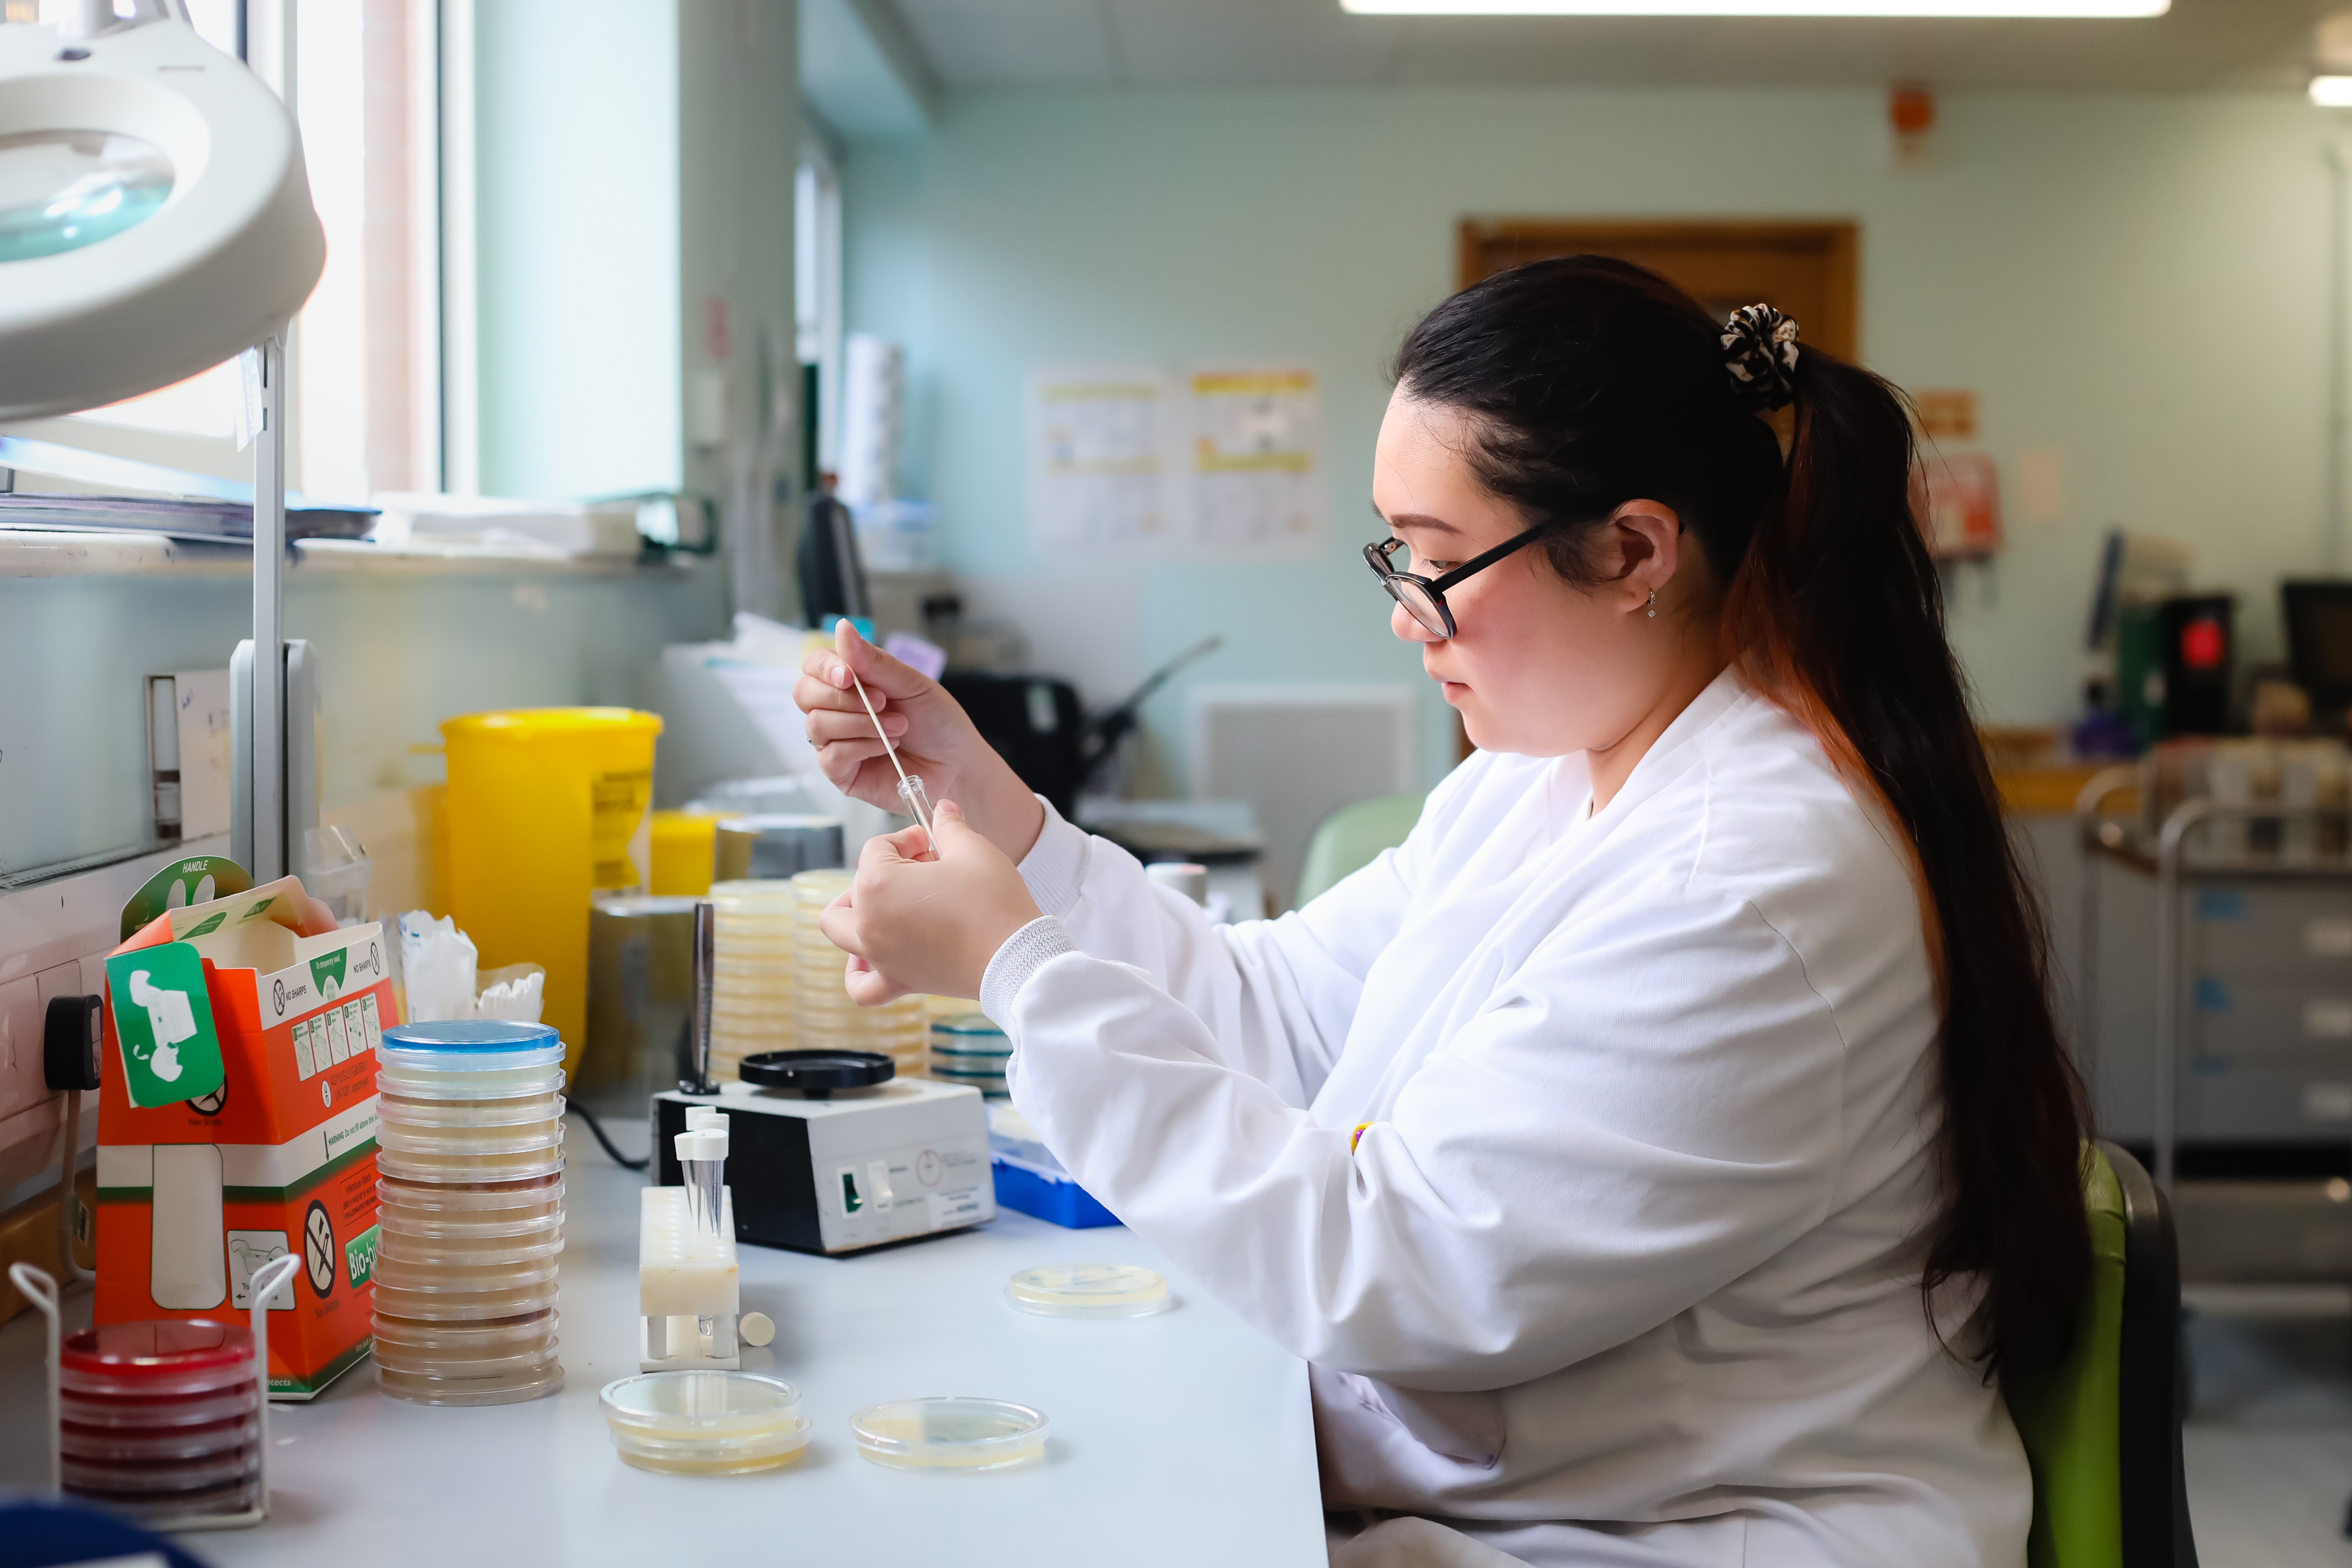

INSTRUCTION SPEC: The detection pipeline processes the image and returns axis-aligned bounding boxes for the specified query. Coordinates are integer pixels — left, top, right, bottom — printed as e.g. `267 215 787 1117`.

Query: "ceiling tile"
881 0 2352 92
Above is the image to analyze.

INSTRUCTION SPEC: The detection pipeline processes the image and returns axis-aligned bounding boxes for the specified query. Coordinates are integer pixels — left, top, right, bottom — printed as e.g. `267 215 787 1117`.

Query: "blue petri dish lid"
930 1014 1005 1039
382 1021 560 1053
379 1021 564 1073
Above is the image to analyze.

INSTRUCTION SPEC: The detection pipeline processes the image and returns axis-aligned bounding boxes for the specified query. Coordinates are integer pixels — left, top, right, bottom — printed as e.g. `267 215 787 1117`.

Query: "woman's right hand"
793 621 1047 863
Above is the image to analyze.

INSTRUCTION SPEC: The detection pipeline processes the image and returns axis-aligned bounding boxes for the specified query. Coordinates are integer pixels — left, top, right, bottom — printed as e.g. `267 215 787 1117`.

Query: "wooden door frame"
1456 219 1860 362
1446 219 1860 759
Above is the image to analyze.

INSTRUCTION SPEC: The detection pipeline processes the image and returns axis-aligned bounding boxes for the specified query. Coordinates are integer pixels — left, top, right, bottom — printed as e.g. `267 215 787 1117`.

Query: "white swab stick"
847 667 936 855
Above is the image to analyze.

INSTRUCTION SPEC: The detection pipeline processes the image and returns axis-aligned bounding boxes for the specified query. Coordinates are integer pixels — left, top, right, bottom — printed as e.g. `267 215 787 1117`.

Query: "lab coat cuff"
1016 795 1092 918
981 915 1079 1028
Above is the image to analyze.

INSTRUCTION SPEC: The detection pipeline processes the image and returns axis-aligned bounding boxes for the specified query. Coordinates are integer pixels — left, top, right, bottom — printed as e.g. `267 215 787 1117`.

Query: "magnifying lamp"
1 0 325 881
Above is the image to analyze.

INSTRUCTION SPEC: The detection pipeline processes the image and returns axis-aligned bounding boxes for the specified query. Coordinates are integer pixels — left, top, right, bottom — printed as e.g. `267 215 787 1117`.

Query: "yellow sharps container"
441 708 662 1076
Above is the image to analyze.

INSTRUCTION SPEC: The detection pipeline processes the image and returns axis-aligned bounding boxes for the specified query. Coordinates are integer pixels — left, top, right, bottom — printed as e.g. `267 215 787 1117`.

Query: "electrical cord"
571 1101 650 1172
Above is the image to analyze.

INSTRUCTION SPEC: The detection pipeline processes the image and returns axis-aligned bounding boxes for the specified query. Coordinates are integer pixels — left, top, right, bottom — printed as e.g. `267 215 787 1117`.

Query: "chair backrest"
1294 793 1426 907
2007 1142 2198 1568
2108 1143 2198 1568
2010 1145 2128 1568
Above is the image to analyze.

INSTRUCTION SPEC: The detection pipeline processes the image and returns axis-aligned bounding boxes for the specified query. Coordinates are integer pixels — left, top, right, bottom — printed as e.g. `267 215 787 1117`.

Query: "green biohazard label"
105 943 226 1108
308 948 349 998
182 911 226 939
346 1223 379 1288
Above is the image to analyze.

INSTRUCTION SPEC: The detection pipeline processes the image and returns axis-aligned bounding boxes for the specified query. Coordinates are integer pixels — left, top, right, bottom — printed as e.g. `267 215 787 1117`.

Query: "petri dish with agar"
1006 1263 1171 1320
600 1372 811 1475
850 1397 1049 1472
56 1320 262 1520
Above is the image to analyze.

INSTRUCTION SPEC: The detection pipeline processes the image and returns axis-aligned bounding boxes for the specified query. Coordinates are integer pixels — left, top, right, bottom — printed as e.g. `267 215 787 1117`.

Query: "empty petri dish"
850 1397 1048 1471
600 1372 812 1475
1005 1263 1171 1320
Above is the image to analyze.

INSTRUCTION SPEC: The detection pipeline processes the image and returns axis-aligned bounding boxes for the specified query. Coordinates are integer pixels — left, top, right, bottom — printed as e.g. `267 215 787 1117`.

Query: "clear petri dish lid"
375 1147 565 1184
61 1320 253 1397
377 1231 564 1268
1006 1263 1169 1319
601 1371 807 1442
371 1309 556 1348
375 1207 563 1240
61 1447 257 1494
371 1248 562 1284
375 1069 567 1103
378 1175 563 1210
850 1397 1049 1471
62 1384 257 1430
372 1341 561 1377
369 1284 560 1322
61 1412 258 1464
378 1093 566 1127
375 1125 567 1158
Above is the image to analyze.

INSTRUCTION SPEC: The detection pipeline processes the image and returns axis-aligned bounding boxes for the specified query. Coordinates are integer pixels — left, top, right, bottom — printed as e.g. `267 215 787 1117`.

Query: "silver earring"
1645 590 1657 619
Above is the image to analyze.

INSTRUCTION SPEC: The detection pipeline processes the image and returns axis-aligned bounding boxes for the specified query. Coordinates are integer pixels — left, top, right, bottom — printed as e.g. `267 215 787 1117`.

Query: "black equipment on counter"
737 1049 894 1101
797 492 870 628
2117 593 2234 744
940 672 1085 816
2284 580 2352 723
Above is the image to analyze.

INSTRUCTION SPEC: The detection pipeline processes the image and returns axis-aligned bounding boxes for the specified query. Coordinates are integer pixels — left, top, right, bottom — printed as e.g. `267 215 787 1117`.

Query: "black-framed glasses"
1363 521 1554 640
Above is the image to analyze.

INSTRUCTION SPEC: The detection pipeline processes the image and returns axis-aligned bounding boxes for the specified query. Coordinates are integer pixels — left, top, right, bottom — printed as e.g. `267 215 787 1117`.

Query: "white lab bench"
0 1129 1328 1566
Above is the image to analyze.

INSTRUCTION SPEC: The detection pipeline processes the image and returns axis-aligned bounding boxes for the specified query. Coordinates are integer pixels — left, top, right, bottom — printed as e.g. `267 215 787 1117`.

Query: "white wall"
0 563 725 877
844 86 2342 791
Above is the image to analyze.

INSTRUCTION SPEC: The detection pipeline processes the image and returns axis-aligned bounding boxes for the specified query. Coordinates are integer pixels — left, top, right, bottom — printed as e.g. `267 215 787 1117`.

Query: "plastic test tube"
676 1127 727 1240
898 774 935 857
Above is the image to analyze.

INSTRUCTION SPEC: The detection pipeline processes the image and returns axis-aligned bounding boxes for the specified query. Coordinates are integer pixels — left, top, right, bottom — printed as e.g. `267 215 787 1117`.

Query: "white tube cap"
686 1107 727 1132
675 1128 728 1164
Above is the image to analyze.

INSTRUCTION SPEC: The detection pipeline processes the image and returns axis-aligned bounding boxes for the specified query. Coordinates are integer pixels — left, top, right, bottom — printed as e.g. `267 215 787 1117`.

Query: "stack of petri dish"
372 1020 565 1405
790 869 928 1077
929 1013 1011 1098
58 1320 260 1522
600 1371 812 1475
707 879 798 1081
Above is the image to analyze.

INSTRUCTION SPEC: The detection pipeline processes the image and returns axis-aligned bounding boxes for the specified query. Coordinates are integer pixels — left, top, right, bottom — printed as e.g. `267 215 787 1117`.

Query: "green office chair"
2007 1141 2199 1568
1294 793 1427 907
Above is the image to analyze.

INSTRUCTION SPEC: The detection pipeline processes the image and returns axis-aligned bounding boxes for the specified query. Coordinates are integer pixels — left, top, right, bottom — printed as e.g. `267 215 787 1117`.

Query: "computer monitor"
2282 581 2352 718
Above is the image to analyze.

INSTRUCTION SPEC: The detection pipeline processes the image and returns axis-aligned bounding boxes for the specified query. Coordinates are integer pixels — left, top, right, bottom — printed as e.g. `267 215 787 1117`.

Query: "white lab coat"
979 671 2028 1568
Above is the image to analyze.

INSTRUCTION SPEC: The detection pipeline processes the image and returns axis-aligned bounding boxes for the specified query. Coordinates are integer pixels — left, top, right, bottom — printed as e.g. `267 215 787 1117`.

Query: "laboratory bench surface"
0 1128 1328 1567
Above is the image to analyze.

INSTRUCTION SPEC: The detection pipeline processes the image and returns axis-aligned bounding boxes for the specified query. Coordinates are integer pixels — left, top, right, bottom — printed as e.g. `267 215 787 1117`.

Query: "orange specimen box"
95 877 393 1398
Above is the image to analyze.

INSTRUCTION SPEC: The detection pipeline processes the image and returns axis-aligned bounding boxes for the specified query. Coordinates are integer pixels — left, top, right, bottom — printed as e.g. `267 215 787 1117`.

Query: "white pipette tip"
845 664 937 857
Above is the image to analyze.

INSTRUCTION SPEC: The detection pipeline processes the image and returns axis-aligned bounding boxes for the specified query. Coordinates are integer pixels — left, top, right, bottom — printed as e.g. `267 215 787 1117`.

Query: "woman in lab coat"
796 256 2091 1568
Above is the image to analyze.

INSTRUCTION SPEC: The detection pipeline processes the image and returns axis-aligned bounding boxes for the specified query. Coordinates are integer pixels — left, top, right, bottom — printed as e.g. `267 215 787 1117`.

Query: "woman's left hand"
818 799 1046 1004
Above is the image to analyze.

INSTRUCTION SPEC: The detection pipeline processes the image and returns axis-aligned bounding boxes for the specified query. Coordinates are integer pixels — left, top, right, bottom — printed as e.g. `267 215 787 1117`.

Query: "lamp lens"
0 130 172 263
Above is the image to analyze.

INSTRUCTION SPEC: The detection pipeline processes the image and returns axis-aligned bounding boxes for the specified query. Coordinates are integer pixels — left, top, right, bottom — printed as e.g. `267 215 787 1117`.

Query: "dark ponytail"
1393 256 2089 1376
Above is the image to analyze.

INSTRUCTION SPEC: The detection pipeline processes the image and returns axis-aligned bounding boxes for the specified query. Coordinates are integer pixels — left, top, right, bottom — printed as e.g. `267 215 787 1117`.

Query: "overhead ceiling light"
1340 1 2168 15
2314 75 2352 106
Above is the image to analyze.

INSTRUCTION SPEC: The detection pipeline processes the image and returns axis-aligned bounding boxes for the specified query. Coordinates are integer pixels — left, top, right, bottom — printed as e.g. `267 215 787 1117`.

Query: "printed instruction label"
928 1188 986 1233
227 1230 295 1309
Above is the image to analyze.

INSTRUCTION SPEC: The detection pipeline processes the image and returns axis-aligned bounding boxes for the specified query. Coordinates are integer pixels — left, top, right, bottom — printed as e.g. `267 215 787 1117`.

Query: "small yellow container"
650 810 727 897
441 709 661 1074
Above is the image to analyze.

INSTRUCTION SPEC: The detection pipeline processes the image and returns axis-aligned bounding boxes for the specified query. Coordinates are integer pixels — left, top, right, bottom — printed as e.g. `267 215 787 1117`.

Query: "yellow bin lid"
442 708 662 743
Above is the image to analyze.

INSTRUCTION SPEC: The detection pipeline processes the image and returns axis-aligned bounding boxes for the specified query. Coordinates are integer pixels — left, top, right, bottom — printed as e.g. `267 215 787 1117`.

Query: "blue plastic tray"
990 1155 1118 1229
